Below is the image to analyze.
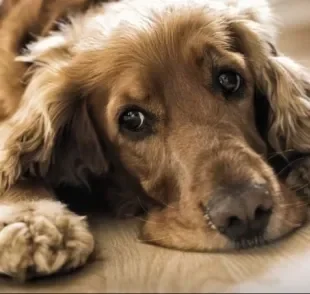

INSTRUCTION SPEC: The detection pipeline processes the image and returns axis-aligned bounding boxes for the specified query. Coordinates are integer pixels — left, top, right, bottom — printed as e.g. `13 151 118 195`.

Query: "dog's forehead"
19 0 273 65
74 0 271 53
101 5 232 67
57 0 273 101
74 0 225 52
68 1 237 92
75 0 265 51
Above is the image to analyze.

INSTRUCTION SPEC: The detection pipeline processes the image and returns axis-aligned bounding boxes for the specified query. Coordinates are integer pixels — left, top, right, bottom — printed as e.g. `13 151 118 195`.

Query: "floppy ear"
259 56 310 153
0 46 107 191
226 0 310 154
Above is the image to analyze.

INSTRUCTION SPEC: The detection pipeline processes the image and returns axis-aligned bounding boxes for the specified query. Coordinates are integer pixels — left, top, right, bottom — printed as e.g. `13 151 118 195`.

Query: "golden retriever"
0 0 310 281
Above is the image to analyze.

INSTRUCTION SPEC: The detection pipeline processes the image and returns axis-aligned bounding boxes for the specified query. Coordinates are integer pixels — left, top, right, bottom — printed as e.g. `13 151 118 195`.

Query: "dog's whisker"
136 195 149 214
158 200 176 210
133 216 167 226
272 214 303 229
287 180 310 191
140 235 173 244
276 156 307 176
277 201 308 208
293 183 310 193
287 183 306 191
277 204 307 210
267 149 295 161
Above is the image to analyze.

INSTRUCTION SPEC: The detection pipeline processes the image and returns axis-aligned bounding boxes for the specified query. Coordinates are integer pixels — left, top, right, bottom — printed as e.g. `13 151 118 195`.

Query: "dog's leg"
0 181 94 281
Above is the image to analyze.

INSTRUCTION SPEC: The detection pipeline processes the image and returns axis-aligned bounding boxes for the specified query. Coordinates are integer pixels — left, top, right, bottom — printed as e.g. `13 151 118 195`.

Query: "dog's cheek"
265 182 308 241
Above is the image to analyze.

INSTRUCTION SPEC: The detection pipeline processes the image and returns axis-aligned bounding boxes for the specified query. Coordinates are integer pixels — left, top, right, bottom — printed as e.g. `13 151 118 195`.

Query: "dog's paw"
0 200 94 280
286 157 310 203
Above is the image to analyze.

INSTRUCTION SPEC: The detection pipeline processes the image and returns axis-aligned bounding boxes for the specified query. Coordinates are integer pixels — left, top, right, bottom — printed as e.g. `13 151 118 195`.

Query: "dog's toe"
0 200 95 280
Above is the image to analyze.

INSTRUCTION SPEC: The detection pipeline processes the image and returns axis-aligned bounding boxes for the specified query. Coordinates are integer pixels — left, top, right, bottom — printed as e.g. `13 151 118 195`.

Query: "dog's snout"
205 184 273 240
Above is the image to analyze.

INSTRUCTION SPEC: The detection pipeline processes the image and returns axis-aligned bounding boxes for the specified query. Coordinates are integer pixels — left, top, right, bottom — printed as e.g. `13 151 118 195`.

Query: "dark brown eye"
119 110 145 132
218 71 242 94
119 106 156 140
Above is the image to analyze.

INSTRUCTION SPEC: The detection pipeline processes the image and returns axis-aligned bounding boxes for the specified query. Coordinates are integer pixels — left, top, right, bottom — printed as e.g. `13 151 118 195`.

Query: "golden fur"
0 0 310 280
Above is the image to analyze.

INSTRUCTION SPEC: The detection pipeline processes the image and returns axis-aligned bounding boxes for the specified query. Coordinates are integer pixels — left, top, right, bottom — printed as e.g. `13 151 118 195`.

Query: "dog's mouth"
234 236 268 250
204 210 269 250
201 176 308 250
200 181 275 248
141 187 306 252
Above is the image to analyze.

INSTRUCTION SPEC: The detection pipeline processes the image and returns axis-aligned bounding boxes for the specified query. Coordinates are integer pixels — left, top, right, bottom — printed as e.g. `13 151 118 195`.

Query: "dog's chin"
140 183 308 252
140 216 305 253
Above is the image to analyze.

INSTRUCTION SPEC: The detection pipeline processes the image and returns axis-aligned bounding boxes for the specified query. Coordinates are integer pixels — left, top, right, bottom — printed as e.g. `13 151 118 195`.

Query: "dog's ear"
0 46 107 191
226 0 310 154
259 56 310 153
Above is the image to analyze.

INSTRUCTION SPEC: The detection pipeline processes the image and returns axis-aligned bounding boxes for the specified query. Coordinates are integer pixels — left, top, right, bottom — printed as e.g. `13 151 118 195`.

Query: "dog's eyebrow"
125 86 148 101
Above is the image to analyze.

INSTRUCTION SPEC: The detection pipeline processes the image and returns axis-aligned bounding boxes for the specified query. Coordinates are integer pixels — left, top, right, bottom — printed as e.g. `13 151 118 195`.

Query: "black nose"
205 184 273 240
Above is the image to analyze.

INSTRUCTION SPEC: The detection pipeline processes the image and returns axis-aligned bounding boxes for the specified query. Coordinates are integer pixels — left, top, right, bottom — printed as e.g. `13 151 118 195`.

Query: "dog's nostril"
222 216 247 237
252 205 272 232
254 205 272 221
227 216 242 229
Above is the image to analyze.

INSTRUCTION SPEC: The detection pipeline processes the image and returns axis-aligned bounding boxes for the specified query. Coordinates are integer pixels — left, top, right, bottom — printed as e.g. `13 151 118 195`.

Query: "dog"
0 0 310 281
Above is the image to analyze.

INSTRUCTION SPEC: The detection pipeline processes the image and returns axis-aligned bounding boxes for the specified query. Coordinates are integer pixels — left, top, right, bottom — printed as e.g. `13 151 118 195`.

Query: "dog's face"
82 2 307 251
1 0 309 251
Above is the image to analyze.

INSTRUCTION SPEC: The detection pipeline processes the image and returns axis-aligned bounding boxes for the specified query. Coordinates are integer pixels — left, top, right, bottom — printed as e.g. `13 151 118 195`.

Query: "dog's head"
1 0 309 251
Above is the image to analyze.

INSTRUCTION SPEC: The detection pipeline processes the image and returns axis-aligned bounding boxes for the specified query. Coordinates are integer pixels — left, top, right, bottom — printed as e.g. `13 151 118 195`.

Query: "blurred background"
272 0 310 67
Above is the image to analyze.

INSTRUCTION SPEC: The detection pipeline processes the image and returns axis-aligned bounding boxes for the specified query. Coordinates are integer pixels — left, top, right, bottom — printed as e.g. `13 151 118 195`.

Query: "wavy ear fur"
227 0 310 154
261 56 310 153
0 45 107 192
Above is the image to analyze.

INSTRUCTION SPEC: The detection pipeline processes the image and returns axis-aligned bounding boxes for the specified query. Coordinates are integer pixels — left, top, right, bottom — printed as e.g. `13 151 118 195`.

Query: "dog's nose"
205 184 273 240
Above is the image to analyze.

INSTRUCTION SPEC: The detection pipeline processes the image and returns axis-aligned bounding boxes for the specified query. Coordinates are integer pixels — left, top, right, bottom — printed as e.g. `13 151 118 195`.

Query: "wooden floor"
1 217 310 293
1 0 310 293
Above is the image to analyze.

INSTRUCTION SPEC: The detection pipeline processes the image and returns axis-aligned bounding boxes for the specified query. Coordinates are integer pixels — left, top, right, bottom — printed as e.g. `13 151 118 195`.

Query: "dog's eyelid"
196 45 215 67
116 104 158 123
201 49 246 77
215 66 244 80
124 92 151 102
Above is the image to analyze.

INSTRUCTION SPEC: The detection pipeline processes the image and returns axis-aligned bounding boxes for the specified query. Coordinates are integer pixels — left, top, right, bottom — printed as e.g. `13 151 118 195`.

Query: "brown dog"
0 0 310 280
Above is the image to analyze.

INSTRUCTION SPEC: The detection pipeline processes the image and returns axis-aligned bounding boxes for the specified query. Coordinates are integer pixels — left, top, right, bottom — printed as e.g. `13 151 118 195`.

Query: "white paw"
0 200 95 280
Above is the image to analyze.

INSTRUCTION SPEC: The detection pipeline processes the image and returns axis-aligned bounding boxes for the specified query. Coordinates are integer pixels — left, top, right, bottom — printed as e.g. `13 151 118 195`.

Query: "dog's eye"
119 109 146 132
218 71 242 94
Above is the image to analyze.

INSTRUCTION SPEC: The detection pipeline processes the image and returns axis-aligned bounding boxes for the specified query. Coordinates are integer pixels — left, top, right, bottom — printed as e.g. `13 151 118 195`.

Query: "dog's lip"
203 211 269 249
203 202 271 241
234 235 267 250
203 210 217 231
